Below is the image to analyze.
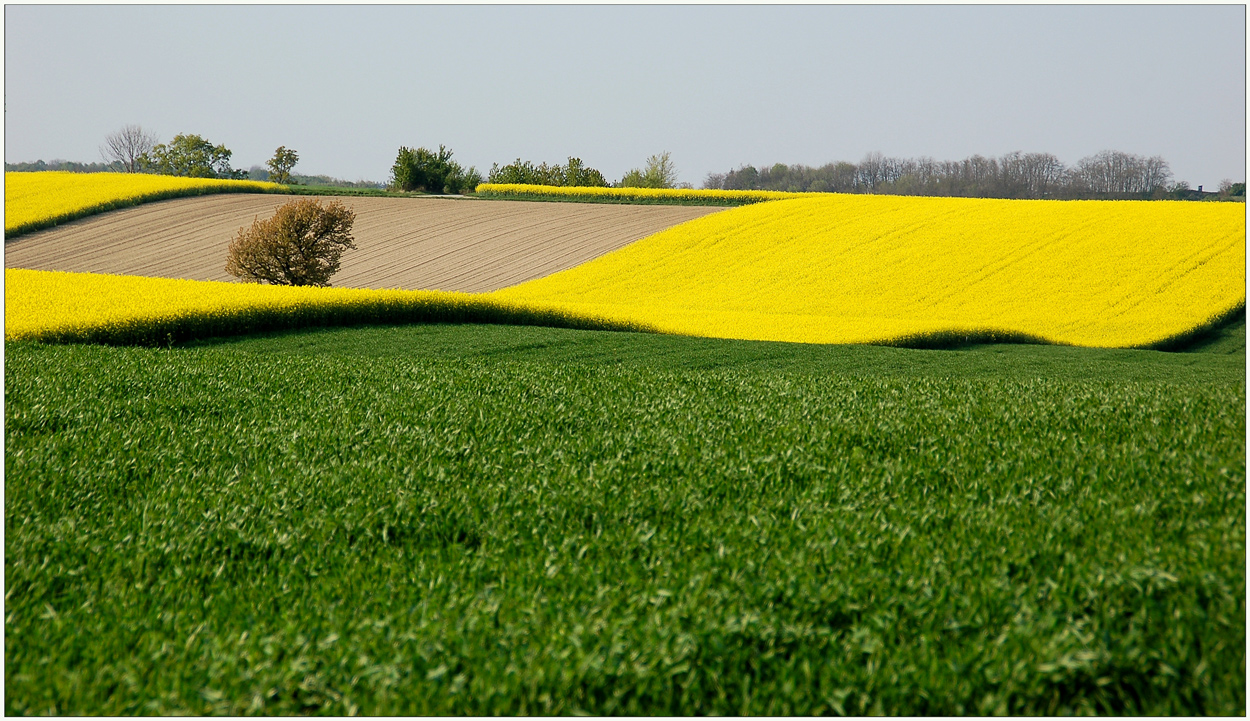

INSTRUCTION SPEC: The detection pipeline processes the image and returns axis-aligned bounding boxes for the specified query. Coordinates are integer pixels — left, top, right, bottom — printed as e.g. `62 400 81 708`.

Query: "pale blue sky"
4 4 1246 188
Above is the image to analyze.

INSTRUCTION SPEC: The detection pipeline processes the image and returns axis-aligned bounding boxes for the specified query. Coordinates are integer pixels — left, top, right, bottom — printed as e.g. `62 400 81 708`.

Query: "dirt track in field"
4 195 721 292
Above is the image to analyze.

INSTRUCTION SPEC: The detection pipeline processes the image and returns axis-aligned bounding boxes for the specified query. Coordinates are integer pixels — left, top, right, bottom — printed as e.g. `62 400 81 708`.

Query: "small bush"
225 198 356 287
455 166 484 194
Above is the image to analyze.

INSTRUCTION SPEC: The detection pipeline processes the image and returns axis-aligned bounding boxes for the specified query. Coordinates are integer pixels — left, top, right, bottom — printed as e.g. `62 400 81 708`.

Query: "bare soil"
5 195 721 292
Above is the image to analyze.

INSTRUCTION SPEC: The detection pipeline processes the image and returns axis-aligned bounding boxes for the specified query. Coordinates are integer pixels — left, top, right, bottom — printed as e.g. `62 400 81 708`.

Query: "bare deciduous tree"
1140 155 1172 193
1072 150 1172 195
100 124 158 173
856 152 885 191
702 172 727 190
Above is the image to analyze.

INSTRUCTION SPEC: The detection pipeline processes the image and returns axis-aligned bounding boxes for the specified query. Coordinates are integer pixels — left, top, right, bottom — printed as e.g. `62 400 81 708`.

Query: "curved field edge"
3 269 657 348
493 194 1245 349
6 269 1244 352
4 173 288 240
3 195 722 294
4 332 1244 715
482 294 1247 351
870 301 1248 352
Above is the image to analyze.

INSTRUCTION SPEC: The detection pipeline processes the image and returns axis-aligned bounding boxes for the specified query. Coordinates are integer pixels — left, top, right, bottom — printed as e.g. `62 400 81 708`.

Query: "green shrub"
449 165 483 194
390 145 481 194
620 151 678 189
487 157 608 187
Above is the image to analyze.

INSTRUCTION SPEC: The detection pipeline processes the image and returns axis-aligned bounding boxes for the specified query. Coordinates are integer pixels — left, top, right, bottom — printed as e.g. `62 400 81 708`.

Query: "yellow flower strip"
6 192 1244 350
474 183 806 205
492 194 1246 348
4 269 654 347
5 172 281 237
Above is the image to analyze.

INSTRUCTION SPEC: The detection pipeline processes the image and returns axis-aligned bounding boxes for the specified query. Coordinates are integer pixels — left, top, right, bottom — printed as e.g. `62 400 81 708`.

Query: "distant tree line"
6 159 122 173
13 130 1242 202
487 157 609 187
12 125 255 180
482 151 690 189
702 150 1235 200
103 126 311 184
245 167 383 189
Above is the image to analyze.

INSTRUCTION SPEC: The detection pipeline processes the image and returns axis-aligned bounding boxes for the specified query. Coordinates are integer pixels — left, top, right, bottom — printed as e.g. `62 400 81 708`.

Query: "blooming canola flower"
5 176 1244 349
492 193 1246 348
5 171 279 236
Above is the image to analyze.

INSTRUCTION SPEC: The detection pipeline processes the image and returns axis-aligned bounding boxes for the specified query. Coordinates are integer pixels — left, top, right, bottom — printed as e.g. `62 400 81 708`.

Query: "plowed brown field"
4 195 721 292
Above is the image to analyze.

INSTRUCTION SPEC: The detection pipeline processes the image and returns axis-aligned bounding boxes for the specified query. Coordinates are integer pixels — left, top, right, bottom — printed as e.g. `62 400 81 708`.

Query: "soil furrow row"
5 195 720 292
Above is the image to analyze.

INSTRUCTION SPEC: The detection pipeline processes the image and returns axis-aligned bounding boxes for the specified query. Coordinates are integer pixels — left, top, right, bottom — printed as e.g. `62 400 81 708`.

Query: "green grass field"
5 321 1245 714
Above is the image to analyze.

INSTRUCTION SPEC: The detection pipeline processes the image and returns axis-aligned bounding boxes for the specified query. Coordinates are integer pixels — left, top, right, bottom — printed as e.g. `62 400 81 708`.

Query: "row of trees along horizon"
7 124 1244 202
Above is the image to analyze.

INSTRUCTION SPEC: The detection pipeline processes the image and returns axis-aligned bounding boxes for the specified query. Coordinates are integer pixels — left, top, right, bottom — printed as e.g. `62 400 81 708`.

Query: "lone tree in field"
225 198 356 286
266 146 299 184
100 124 158 173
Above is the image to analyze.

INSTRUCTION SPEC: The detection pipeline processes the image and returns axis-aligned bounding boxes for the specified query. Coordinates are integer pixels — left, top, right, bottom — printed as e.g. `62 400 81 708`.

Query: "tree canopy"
487 157 608 187
621 152 679 189
266 146 299 185
390 145 481 194
140 134 243 179
225 198 357 287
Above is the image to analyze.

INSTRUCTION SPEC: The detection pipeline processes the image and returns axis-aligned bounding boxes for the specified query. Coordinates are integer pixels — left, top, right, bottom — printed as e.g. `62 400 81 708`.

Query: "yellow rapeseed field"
5 181 1243 349
474 183 806 205
4 171 279 237
3 269 649 346
491 194 1246 348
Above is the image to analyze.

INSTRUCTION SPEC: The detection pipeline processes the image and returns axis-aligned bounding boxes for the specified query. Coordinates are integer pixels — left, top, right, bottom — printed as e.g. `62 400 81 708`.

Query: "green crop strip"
473 189 758 206
5 324 1245 715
